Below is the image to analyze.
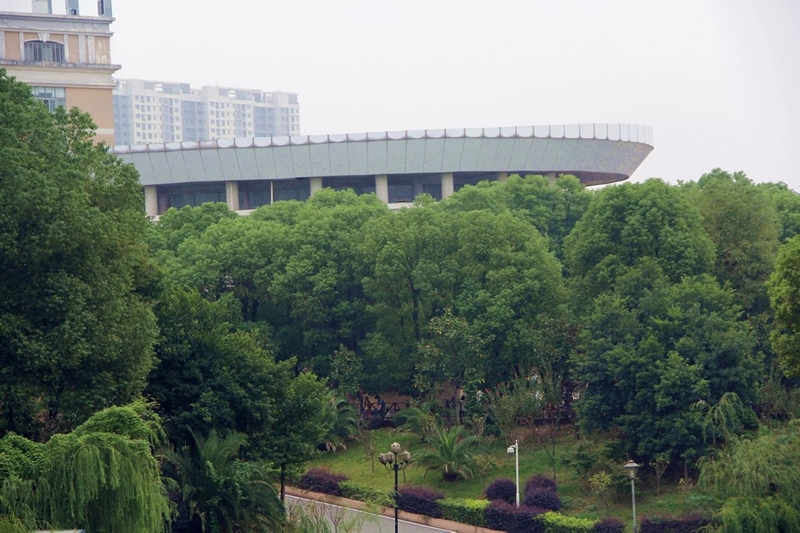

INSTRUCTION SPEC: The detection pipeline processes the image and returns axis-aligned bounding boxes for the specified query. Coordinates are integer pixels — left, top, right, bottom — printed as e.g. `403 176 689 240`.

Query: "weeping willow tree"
699 419 800 533
0 402 171 532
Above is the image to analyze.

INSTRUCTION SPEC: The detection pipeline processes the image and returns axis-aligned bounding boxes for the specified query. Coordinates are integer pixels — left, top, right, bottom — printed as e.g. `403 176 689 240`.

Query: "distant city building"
0 0 119 144
113 79 300 145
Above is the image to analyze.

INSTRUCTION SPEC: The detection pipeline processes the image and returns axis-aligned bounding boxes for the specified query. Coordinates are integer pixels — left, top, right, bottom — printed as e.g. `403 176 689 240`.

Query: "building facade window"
24 41 65 63
31 86 66 112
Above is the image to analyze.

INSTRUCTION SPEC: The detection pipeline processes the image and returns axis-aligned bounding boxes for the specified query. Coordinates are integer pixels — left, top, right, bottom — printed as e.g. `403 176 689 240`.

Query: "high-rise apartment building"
113 79 300 145
0 0 119 144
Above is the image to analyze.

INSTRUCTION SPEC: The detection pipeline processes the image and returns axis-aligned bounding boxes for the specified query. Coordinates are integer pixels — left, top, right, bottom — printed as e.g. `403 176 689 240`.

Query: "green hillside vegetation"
3 69 800 532
307 427 711 521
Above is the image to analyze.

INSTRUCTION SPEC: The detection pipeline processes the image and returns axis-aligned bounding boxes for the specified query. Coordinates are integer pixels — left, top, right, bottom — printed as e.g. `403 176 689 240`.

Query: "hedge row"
438 498 489 527
640 515 712 532
298 469 679 533
396 485 445 518
297 468 347 496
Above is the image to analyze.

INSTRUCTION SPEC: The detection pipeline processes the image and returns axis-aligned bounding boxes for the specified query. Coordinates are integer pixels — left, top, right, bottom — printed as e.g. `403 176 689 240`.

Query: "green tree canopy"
575 265 759 462
0 70 158 439
146 287 327 464
0 402 170 532
684 169 780 314
767 235 800 377
563 179 715 308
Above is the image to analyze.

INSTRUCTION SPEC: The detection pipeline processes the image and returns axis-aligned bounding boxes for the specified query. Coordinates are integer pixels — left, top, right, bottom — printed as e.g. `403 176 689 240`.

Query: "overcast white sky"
7 0 800 189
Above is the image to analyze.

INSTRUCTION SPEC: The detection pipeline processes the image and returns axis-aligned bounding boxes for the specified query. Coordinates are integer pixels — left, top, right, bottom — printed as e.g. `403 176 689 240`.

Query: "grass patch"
305 426 716 525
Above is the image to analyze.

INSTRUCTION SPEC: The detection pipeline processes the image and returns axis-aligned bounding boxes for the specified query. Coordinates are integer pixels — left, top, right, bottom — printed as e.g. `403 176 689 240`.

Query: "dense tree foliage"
684 169 780 314
575 265 759 461
699 421 800 532
5 67 800 527
563 179 715 307
146 287 328 464
768 235 800 377
0 71 158 439
0 402 170 532
161 429 284 533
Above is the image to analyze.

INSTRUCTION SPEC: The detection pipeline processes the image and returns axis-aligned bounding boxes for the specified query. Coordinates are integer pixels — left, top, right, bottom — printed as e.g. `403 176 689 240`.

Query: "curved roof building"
111 123 654 216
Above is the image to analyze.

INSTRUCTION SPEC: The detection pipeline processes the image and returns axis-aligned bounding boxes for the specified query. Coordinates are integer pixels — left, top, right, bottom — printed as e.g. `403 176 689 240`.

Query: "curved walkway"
285 486 502 533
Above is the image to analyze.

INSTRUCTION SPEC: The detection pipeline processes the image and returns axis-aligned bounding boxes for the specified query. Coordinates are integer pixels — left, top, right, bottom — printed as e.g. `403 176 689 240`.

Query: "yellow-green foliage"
0 514 28 533
338 480 394 507
0 433 44 479
0 402 170 533
72 399 166 447
539 511 597 533
438 498 489 527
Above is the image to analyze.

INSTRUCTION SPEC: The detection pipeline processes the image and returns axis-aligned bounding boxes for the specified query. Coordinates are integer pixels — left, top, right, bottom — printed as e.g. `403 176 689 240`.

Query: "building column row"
144 171 547 216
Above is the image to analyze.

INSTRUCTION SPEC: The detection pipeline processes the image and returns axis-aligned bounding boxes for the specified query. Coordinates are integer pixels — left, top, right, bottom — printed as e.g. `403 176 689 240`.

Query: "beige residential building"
113 79 300 145
0 0 119 144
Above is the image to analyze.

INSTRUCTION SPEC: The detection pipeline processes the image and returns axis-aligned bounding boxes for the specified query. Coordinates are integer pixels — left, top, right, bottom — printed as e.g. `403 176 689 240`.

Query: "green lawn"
305 426 716 528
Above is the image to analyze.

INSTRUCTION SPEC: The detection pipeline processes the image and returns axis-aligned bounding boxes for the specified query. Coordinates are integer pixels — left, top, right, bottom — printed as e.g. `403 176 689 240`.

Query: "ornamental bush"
539 511 596 532
640 515 712 532
524 489 563 512
338 480 393 506
396 485 445 518
439 498 489 527
485 500 547 533
486 477 518 504
298 468 347 496
593 516 624 532
525 474 558 495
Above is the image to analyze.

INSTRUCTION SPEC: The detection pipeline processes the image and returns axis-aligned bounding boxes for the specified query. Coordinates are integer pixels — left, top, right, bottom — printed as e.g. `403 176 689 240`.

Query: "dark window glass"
422 183 442 201
388 184 413 203
24 41 65 63
31 86 66 112
273 179 310 202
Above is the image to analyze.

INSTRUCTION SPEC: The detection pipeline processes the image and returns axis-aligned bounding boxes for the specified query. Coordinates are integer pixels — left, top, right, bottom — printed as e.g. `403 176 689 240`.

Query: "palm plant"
394 399 443 443
160 429 284 533
320 393 359 452
414 422 480 482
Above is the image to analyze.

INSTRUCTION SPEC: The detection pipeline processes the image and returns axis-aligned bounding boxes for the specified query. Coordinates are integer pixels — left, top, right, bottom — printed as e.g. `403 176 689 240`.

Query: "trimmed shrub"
525 474 558 495
594 516 625 533
396 485 445 518
485 500 547 533
525 489 563 512
298 468 347 496
640 515 712 533
439 498 489 527
539 511 596 532
338 480 393 506
486 477 518 504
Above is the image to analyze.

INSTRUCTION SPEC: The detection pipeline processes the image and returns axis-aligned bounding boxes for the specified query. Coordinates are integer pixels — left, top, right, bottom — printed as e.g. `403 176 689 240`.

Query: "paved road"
286 495 455 533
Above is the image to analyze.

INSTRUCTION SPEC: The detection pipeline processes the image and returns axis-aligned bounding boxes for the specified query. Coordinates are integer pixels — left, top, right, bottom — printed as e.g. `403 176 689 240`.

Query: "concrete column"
375 174 389 203
496 172 508 182
225 181 239 211
310 177 323 195
441 172 454 199
546 172 557 186
144 186 158 217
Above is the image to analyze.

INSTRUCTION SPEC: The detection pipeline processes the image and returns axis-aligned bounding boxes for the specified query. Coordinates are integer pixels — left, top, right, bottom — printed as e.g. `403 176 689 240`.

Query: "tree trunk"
280 462 286 503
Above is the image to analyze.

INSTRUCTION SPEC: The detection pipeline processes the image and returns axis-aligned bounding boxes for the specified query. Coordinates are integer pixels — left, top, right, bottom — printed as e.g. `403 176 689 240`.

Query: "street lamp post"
378 442 412 533
507 440 520 507
624 460 641 533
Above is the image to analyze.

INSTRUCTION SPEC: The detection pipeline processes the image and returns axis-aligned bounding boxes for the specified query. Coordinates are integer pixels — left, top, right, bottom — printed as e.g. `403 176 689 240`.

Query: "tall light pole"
624 460 641 533
378 442 412 533
507 440 520 507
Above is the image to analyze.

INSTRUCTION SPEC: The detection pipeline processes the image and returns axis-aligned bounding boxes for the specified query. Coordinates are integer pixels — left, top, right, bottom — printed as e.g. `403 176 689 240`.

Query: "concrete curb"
285 486 503 533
